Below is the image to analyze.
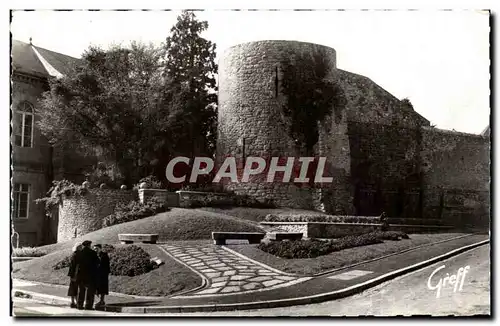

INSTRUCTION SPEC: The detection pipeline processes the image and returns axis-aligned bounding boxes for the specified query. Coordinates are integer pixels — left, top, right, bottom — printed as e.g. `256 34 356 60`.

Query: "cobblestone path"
162 244 310 297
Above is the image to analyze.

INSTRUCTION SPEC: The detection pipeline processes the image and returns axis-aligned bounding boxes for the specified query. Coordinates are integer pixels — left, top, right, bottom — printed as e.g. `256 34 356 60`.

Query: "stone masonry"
57 189 136 242
216 40 490 226
217 40 352 212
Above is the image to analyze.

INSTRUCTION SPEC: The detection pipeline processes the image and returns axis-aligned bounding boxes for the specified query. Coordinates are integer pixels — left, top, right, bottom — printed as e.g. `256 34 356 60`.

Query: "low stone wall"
260 222 380 238
176 191 236 208
260 220 455 238
57 189 136 242
138 189 180 207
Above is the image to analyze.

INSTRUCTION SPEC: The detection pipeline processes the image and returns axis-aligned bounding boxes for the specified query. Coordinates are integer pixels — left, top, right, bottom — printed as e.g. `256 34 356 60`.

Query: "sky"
10 9 491 134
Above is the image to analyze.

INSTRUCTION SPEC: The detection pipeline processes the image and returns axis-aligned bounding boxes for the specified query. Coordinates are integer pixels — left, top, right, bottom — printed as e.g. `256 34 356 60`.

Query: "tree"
37 42 169 186
163 10 218 159
37 11 219 187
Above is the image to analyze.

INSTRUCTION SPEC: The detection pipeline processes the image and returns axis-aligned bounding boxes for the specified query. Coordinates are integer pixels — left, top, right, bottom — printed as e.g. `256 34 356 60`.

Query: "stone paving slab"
162 244 310 297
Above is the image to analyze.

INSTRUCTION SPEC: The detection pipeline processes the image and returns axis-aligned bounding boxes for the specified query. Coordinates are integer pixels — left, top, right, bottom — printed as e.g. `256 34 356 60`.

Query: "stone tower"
217 40 353 213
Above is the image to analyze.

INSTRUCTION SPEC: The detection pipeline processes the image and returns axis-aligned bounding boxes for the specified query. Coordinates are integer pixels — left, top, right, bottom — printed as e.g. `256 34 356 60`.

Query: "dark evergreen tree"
163 10 218 159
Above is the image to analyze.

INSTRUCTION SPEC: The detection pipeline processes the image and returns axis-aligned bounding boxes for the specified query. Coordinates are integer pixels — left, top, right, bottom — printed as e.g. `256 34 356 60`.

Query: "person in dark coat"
93 244 110 309
67 242 82 308
75 240 99 310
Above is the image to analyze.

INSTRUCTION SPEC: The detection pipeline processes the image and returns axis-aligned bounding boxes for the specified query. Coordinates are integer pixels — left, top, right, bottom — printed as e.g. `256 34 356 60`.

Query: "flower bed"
258 231 410 259
53 244 157 277
102 198 168 227
12 247 48 258
176 190 236 208
261 221 381 238
263 214 381 224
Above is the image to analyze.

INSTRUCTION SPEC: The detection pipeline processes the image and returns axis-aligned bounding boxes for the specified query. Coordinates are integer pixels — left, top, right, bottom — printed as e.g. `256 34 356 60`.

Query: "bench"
268 232 303 242
212 232 265 245
118 234 159 244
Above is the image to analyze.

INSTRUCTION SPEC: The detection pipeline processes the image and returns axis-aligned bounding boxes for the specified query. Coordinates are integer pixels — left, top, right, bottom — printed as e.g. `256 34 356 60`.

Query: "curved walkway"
12 233 489 314
161 244 311 297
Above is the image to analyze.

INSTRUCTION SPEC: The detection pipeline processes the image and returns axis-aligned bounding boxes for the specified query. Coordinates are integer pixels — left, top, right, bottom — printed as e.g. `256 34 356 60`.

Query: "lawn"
11 244 201 297
37 208 265 254
199 207 325 223
226 233 469 275
11 207 267 297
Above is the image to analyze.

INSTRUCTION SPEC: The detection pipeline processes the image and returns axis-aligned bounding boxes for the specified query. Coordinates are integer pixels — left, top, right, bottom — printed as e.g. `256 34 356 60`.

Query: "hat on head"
82 240 92 247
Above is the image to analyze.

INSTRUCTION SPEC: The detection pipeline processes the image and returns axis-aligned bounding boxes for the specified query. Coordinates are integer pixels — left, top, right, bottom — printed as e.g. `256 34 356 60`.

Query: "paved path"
162 244 310 297
183 244 490 316
12 233 489 315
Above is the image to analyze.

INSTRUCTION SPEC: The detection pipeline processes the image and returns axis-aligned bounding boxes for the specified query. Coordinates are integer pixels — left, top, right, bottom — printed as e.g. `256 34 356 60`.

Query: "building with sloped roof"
481 125 490 137
11 39 94 246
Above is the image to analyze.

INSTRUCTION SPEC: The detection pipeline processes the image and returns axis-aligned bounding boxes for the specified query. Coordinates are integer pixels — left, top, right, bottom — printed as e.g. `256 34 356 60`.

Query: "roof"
481 125 490 137
11 39 80 79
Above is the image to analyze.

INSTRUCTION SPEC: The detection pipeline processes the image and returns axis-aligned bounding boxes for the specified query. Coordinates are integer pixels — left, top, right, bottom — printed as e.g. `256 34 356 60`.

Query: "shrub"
258 231 409 259
235 194 276 209
103 198 168 227
109 245 157 276
133 175 163 190
263 214 380 224
12 247 47 257
84 163 122 188
53 255 72 270
35 180 89 217
371 230 410 240
53 244 115 270
180 183 225 193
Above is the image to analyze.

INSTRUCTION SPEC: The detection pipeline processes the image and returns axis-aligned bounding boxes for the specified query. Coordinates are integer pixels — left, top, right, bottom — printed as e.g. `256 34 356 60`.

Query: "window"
14 102 34 148
12 183 30 219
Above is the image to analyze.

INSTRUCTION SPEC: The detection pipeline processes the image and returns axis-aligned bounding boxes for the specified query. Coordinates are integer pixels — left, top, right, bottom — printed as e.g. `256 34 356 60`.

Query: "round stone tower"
217 40 352 212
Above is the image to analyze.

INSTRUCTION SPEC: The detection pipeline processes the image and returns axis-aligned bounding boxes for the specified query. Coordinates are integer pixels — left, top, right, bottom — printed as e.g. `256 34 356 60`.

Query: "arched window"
14 101 34 148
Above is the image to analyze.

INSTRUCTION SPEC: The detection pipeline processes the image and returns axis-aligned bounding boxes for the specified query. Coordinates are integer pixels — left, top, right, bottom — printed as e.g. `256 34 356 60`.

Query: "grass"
11 208 263 297
11 244 201 297
199 207 325 223
36 208 265 254
227 233 469 275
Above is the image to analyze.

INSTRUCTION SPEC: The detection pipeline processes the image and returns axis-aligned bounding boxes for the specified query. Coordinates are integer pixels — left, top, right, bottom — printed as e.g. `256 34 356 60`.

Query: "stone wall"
138 189 179 207
337 69 430 128
420 127 490 228
217 40 351 211
348 122 422 217
57 189 136 242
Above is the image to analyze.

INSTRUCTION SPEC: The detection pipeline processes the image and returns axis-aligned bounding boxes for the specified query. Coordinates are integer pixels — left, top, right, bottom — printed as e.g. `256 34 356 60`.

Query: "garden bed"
12 244 201 297
258 231 409 259
12 247 48 258
260 221 381 238
263 214 381 224
226 233 469 275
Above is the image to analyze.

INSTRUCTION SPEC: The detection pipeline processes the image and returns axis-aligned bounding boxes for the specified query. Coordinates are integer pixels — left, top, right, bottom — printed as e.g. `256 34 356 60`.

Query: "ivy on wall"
35 180 89 218
280 50 347 155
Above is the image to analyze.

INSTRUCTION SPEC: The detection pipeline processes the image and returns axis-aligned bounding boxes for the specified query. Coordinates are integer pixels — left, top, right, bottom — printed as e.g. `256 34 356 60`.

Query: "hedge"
12 247 48 258
103 198 168 227
263 214 381 224
258 231 410 259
